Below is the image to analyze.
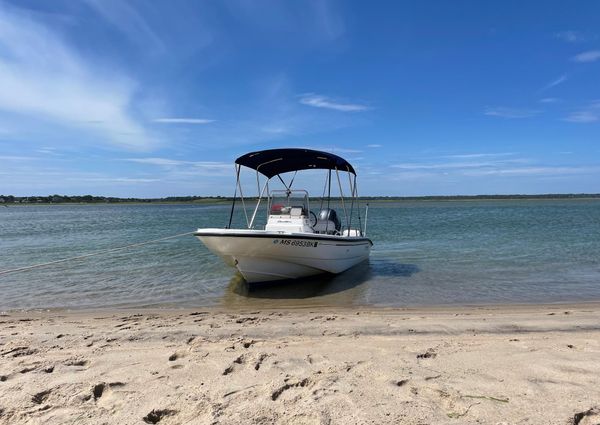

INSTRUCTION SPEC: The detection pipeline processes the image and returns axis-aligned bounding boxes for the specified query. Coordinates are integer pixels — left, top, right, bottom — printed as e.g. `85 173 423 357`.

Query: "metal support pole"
236 168 250 228
249 178 270 229
355 175 363 236
335 168 349 235
363 203 369 237
227 165 241 228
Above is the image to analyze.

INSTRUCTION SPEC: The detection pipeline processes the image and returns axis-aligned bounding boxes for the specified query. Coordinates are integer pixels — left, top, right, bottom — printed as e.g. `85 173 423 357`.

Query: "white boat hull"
195 228 372 283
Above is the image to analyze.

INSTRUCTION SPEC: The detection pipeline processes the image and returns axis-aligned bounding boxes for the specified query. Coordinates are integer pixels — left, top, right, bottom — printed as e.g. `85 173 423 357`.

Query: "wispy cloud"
299 94 370 112
390 156 598 179
484 107 541 119
445 153 516 159
0 4 154 150
554 31 585 43
123 157 231 174
541 75 567 91
391 159 525 170
463 166 599 177
572 50 600 63
0 155 42 161
539 97 559 103
564 101 600 123
84 0 165 53
153 118 215 124
225 0 344 43
79 177 160 183
124 157 185 166
367 144 382 148
307 146 363 154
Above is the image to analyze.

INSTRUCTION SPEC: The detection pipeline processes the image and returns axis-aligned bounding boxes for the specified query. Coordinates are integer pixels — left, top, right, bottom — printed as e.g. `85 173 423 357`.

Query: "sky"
0 0 599 197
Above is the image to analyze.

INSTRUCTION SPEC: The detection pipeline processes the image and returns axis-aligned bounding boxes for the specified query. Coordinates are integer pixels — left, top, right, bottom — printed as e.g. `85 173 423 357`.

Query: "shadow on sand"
226 258 420 301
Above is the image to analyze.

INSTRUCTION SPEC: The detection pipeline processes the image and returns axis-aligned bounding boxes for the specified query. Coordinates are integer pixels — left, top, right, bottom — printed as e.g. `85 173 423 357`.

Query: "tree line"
1 193 599 204
0 195 229 204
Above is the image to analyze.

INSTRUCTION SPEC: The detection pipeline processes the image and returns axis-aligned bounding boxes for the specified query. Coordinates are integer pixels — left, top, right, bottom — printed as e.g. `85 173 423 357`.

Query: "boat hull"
195 229 372 283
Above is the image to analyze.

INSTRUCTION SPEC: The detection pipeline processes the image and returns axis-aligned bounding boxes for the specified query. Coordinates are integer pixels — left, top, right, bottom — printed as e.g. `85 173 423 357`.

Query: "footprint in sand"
19 366 37 374
92 383 105 400
271 378 311 401
143 409 177 424
416 348 437 359
223 355 245 375
573 407 600 425
89 382 127 405
1 346 37 358
31 389 52 405
235 316 259 324
254 354 269 371
64 359 88 367
223 353 270 375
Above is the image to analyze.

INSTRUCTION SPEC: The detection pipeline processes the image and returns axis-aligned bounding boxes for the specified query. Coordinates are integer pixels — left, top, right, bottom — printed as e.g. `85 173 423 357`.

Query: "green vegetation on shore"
1 193 599 205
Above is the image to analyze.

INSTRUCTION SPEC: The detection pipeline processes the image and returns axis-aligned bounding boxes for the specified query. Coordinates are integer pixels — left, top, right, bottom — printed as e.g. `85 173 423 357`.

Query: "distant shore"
1 303 599 424
2 193 600 206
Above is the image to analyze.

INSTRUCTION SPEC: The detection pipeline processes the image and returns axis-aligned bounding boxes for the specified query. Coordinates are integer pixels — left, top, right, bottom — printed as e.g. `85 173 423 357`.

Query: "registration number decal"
274 239 318 247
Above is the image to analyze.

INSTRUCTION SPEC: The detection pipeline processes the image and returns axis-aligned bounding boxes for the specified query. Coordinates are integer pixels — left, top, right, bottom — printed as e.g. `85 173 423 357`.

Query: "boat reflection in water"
220 258 420 309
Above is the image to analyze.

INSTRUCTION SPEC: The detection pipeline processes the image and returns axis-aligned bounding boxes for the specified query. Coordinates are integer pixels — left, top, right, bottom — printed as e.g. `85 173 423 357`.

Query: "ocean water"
1 200 599 311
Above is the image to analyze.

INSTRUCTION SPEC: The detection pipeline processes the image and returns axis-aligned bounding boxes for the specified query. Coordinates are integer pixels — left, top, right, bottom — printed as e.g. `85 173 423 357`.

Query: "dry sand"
1 304 600 425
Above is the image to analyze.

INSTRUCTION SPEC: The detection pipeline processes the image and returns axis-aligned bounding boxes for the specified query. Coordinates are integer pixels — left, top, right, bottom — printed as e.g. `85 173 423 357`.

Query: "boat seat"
313 220 340 235
290 206 305 217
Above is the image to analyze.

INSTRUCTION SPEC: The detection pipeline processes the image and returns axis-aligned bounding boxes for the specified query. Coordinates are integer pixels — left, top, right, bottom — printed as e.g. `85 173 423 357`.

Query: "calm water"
1 200 600 311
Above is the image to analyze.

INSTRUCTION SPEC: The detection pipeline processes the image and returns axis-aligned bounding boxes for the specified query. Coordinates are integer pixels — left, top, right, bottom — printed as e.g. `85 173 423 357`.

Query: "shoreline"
3 196 600 207
5 299 600 317
1 303 599 424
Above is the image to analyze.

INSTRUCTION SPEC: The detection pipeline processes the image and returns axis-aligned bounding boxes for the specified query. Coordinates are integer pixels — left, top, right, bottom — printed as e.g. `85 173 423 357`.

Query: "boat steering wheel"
309 211 318 227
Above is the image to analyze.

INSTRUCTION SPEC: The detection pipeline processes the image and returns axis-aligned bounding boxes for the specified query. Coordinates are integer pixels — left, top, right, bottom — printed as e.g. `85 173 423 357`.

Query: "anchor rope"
0 231 196 277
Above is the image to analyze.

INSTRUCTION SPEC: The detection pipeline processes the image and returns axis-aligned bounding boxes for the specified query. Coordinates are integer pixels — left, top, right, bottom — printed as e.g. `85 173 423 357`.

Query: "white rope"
0 231 196 277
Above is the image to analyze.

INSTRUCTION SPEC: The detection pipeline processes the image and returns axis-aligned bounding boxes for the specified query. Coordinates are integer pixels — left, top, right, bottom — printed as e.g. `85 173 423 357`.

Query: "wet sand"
1 304 600 424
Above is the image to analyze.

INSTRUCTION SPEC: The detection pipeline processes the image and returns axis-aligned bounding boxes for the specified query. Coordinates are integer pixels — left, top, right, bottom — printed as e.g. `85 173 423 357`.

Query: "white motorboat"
195 148 372 283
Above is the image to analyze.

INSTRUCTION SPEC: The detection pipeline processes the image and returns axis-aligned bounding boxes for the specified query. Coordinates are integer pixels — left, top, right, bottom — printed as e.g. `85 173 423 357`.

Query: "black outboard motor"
314 208 342 234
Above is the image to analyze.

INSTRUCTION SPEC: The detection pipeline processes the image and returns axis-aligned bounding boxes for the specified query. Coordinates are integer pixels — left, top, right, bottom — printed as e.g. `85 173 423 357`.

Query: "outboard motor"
314 208 342 234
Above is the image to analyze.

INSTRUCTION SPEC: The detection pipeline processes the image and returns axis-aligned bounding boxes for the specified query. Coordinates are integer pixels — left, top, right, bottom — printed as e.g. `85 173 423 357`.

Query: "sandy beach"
1 304 600 425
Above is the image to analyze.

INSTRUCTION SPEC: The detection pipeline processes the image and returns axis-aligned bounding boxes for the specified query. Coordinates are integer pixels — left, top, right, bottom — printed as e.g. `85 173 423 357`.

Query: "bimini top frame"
227 148 365 236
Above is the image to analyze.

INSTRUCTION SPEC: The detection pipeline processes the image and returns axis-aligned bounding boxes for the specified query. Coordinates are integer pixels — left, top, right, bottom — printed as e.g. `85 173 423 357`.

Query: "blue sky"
0 0 599 197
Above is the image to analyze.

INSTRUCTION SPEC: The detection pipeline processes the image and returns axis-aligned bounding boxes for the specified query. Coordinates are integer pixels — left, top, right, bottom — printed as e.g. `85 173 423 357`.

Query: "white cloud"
484 107 541 119
153 118 215 124
367 144 382 148
541 75 567 91
539 97 559 103
299 94 369 112
564 101 600 123
0 4 154 150
572 50 600 63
